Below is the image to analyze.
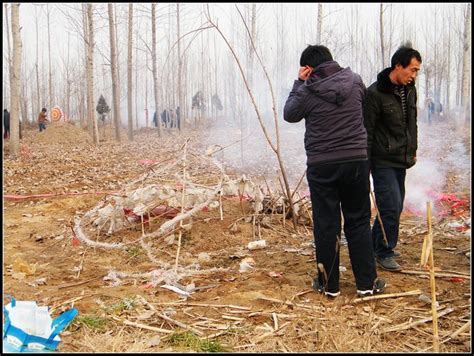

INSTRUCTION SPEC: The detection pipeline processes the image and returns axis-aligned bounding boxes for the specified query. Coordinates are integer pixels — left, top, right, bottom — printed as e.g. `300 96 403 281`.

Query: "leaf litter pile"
3 122 471 352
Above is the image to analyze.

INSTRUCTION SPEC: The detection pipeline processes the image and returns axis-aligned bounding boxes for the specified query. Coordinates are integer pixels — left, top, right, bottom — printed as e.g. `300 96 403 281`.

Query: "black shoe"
377 256 401 271
393 251 401 257
357 278 387 297
312 278 340 298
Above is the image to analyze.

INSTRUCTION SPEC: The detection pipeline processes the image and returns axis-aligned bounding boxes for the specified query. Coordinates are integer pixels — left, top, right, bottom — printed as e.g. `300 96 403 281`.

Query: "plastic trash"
247 240 267 250
3 296 78 353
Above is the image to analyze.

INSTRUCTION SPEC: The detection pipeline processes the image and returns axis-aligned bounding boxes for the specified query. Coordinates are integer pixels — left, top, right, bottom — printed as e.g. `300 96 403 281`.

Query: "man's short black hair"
41 108 47 112
300 45 333 68
391 46 422 69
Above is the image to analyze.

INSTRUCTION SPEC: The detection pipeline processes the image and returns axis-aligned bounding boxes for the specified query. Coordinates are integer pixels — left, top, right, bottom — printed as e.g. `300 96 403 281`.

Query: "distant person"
363 46 422 272
160 109 170 128
4 109 10 139
153 111 158 127
38 107 48 132
211 94 223 111
284 44 385 298
426 97 434 124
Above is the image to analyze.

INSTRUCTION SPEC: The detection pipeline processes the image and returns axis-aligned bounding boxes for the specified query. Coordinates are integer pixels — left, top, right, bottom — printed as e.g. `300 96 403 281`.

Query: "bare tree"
134 27 139 130
10 3 21 158
445 9 452 113
86 4 99 145
108 3 122 142
35 5 41 118
207 5 298 228
317 3 323 43
127 3 134 140
176 3 183 131
151 3 162 137
379 3 386 68
461 3 471 121
246 4 257 88
47 4 54 110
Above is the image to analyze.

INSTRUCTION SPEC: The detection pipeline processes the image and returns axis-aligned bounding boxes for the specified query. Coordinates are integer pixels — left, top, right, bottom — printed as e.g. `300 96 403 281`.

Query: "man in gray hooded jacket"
284 45 385 298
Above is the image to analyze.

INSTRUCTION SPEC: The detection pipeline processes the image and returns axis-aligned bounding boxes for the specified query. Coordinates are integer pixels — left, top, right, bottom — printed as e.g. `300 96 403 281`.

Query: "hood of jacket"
304 61 357 106
376 67 416 93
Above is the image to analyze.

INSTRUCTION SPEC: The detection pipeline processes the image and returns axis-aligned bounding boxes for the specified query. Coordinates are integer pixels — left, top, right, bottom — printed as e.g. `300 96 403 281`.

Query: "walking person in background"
284 45 385 298
363 46 422 272
4 109 10 139
38 108 48 132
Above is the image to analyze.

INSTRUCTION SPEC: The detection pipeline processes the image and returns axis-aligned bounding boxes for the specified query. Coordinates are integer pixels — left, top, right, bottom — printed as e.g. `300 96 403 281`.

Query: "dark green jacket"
363 67 418 169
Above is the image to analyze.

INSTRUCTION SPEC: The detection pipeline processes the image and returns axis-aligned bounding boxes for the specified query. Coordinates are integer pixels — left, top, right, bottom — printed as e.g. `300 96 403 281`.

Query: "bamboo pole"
425 201 440 352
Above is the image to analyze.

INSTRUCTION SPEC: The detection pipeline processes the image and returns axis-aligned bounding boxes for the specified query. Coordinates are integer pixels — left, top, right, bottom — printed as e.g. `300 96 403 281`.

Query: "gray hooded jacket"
284 61 368 165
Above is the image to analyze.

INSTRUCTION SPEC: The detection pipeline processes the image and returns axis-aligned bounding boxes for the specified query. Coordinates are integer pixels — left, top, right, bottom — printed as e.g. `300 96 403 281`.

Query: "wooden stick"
370 189 389 247
352 289 421 304
75 249 87 279
151 301 251 310
112 316 173 334
257 295 320 310
174 140 188 273
447 320 471 340
398 270 471 279
272 312 279 330
290 169 307 200
156 312 204 336
426 202 440 352
381 307 454 333
252 214 256 239
282 200 286 227
58 275 103 289
219 190 223 220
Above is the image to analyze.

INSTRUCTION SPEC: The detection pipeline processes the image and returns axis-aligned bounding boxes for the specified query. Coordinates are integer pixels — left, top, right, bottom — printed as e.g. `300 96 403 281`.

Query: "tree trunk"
247 4 256 88
379 4 386 68
108 3 122 142
445 12 451 113
127 3 134 140
151 3 162 137
86 4 99 145
82 4 92 134
5 3 11 110
10 3 21 159
145 31 149 128
176 3 183 131
47 4 53 110
461 3 471 122
135 28 139 130
317 3 323 43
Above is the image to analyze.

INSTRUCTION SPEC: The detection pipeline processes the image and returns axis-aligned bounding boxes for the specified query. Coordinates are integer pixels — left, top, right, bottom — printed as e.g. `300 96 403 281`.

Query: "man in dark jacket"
363 46 422 271
284 45 385 298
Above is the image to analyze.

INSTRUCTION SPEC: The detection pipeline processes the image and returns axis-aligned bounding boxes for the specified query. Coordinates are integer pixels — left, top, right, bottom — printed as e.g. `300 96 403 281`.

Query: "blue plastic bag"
3 296 78 353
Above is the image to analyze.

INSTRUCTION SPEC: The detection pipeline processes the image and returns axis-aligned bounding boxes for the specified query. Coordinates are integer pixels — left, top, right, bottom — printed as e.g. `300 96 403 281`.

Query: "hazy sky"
2 2 469 120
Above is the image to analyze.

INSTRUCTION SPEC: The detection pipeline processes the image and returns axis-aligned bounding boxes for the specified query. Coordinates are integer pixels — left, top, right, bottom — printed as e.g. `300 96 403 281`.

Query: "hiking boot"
377 256 401 271
357 278 387 297
312 278 340 298
393 251 401 257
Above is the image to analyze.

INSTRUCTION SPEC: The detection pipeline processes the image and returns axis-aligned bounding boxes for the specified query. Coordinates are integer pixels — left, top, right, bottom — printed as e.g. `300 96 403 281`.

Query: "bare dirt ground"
3 121 471 352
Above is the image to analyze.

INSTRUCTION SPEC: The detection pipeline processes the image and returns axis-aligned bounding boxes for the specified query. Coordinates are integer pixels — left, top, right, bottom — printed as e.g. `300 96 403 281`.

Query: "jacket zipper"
405 87 414 164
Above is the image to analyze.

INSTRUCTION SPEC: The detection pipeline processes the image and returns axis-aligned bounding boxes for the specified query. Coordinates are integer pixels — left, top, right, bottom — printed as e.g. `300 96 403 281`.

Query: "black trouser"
371 166 406 258
307 160 377 293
